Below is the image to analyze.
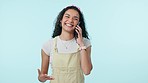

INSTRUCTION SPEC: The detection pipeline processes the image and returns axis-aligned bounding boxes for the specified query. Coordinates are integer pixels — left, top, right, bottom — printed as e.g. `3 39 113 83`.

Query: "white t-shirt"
42 36 91 63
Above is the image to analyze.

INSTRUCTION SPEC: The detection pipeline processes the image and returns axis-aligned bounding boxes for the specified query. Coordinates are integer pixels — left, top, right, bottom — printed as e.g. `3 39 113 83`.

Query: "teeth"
66 24 73 27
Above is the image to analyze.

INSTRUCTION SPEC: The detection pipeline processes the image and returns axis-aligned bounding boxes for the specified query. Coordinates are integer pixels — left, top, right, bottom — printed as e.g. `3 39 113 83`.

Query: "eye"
65 15 69 18
73 16 79 21
74 18 78 20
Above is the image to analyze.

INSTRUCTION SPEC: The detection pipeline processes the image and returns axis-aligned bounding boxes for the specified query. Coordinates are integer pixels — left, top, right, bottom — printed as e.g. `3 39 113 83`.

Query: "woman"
38 5 93 83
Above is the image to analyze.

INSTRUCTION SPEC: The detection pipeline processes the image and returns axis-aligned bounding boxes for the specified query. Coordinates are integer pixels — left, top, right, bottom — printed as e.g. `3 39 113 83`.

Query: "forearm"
41 60 49 74
80 48 92 75
41 49 50 74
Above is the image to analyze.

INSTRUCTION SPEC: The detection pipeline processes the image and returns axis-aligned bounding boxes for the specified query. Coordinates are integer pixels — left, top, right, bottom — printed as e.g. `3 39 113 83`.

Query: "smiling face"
61 9 80 33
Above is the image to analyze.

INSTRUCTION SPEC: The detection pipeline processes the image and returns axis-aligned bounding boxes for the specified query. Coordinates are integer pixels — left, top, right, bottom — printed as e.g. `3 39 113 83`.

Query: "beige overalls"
50 37 84 83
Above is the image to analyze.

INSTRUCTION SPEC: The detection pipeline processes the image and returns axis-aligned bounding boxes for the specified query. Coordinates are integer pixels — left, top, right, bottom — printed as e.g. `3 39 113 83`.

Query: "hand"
37 69 54 82
75 25 84 46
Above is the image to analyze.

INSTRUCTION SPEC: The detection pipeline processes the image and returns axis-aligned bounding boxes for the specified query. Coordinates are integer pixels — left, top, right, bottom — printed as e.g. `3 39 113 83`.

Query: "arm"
41 49 49 74
38 49 54 82
80 45 93 75
75 25 93 75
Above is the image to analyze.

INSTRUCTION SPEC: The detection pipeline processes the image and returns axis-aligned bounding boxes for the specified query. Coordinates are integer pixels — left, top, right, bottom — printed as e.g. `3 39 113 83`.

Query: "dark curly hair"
52 6 89 39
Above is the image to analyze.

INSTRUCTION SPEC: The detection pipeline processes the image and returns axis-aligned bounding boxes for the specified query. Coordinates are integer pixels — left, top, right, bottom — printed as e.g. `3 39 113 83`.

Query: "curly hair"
52 6 89 39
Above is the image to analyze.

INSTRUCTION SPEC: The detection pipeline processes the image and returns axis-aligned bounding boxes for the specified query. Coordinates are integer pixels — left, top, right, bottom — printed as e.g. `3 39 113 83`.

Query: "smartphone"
74 22 80 38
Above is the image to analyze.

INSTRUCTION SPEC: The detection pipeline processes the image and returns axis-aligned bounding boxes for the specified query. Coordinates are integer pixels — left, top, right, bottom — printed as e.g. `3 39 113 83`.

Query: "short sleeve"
83 38 91 48
42 39 52 56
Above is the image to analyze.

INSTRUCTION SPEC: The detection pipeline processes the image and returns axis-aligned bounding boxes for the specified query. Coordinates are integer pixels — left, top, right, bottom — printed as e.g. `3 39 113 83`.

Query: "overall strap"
53 37 58 53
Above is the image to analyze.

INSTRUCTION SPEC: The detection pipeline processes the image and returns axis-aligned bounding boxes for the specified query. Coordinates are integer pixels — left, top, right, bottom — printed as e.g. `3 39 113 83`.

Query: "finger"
75 27 80 32
75 30 81 39
77 24 80 27
75 26 82 34
45 78 54 80
45 75 55 80
39 74 48 80
37 69 41 75
48 76 55 80
43 74 49 77
76 25 82 30
75 28 82 37
75 28 80 36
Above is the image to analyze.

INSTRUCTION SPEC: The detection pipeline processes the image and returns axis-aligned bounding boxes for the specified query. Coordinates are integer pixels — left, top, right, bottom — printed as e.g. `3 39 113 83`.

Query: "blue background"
0 0 148 83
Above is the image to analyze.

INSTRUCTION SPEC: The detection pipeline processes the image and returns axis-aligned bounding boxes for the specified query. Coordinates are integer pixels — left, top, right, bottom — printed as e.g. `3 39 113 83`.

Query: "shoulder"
83 37 91 48
42 36 59 49
42 37 56 56
43 38 53 46
43 36 58 45
83 37 90 42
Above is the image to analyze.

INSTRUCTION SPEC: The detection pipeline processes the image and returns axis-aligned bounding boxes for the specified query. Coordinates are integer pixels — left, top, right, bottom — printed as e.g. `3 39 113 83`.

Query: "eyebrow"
65 13 79 19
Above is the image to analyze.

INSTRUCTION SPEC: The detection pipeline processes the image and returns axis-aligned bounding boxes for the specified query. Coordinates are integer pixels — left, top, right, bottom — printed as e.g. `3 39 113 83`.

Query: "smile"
65 23 74 27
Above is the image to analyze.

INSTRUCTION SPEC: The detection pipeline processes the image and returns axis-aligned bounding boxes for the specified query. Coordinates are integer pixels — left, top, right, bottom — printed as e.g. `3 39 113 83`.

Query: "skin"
38 9 93 82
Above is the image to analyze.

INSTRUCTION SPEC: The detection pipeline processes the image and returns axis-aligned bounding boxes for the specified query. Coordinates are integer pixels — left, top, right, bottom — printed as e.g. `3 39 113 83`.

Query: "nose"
68 17 73 23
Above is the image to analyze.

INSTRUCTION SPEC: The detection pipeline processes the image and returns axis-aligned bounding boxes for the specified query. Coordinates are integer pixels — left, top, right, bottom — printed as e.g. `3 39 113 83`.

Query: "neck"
60 32 74 41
